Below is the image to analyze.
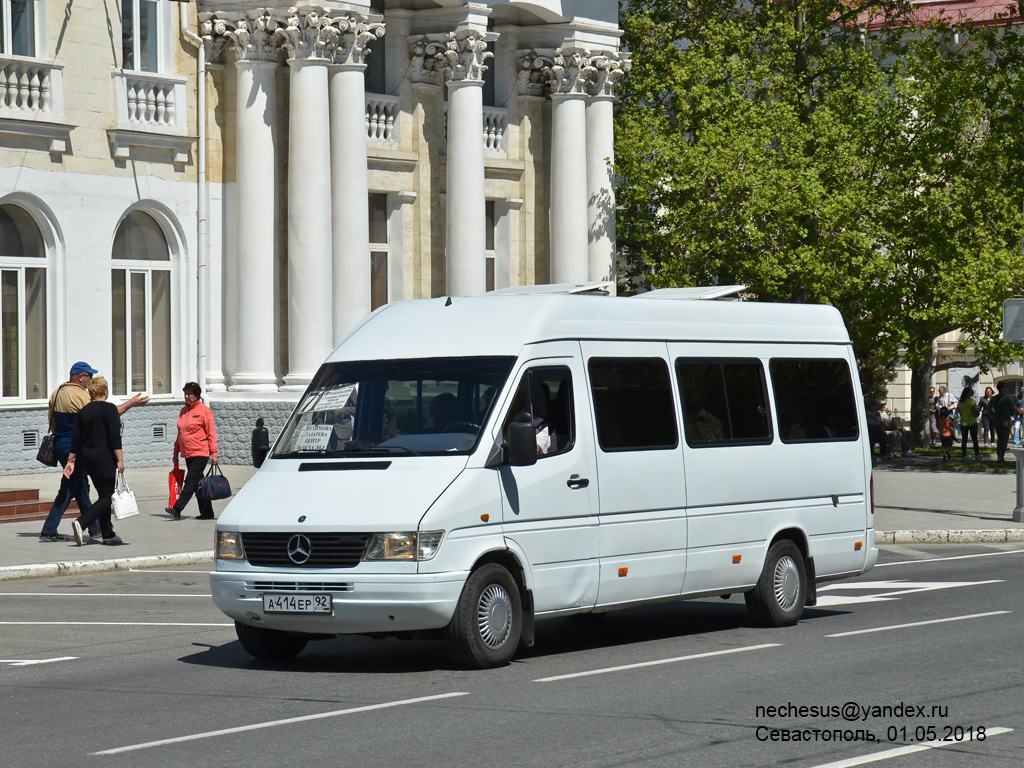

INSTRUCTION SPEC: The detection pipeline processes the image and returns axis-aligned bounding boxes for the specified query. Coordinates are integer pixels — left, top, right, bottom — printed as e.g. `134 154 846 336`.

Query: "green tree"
616 0 1024 440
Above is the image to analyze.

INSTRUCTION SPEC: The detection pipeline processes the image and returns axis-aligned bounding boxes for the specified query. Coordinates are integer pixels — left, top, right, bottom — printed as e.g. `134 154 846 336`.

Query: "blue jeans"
40 452 99 536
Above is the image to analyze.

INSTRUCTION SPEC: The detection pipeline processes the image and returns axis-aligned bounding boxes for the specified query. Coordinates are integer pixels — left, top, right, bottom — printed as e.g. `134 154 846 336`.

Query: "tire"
445 563 523 669
744 539 807 627
235 621 309 660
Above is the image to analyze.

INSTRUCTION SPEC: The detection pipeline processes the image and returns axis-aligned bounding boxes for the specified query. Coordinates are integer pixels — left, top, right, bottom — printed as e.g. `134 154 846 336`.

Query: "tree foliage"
615 0 1024 434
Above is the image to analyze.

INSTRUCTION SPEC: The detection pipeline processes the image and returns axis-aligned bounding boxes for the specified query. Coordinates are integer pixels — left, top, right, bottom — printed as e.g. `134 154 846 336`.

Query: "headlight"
215 530 246 560
363 531 444 561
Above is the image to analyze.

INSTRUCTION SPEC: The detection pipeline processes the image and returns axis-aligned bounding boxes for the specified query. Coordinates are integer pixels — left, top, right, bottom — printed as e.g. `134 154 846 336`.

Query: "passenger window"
676 359 772 447
588 358 678 451
501 367 575 457
770 358 860 442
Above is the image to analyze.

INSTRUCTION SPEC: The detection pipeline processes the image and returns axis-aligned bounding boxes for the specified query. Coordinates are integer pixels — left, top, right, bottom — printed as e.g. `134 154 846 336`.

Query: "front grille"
250 581 353 592
242 532 370 568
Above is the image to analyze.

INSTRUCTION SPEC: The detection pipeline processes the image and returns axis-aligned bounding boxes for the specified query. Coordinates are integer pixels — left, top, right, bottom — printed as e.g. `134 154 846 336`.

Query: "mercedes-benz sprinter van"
210 291 876 668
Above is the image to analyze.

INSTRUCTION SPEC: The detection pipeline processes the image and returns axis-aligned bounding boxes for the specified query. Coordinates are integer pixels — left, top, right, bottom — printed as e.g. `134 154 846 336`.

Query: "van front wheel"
235 621 309 660
745 540 806 627
445 563 522 669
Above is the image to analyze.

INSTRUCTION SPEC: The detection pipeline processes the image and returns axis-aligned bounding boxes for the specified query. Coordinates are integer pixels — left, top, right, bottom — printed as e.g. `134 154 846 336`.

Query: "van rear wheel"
445 563 522 669
745 540 806 627
235 621 309 660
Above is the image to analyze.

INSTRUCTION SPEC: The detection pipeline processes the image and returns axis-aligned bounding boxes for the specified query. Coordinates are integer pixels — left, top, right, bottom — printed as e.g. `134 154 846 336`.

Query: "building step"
0 489 77 524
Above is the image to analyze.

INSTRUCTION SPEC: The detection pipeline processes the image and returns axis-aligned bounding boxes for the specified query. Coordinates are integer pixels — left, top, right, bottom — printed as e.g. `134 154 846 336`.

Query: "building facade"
0 0 627 472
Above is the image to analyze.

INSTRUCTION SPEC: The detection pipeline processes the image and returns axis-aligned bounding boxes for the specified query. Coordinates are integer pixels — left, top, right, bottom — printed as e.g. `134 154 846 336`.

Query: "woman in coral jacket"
166 381 219 520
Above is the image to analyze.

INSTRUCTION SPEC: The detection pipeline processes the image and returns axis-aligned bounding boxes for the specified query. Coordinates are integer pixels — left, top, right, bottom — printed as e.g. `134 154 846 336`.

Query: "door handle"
567 474 590 489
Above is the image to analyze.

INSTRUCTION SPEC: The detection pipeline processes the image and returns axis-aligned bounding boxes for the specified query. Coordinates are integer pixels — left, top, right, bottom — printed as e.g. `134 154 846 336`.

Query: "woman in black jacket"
64 376 125 546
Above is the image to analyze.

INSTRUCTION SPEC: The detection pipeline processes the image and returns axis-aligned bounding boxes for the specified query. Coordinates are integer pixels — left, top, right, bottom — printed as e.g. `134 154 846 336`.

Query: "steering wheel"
442 421 480 434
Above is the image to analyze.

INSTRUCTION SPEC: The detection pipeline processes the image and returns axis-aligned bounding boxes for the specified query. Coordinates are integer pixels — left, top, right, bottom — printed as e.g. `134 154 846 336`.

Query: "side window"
588 357 677 451
676 359 772 447
770 358 860 442
501 366 574 457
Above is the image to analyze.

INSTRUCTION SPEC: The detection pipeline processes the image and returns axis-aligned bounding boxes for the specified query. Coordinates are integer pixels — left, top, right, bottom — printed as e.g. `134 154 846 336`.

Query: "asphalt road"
1 544 1022 768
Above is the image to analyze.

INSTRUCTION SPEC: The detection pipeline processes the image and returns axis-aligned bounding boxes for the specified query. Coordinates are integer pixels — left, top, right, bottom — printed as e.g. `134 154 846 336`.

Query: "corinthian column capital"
275 6 335 62
437 28 494 85
587 51 631 99
202 9 284 64
545 46 595 97
329 14 385 68
517 49 554 97
411 29 494 87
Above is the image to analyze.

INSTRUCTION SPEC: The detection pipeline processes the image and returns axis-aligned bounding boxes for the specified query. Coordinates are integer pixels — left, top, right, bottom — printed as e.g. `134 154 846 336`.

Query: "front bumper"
209 568 469 635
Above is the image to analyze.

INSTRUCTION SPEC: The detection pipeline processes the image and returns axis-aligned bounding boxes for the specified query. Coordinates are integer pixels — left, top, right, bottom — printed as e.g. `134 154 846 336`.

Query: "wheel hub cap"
773 555 800 611
477 584 512 649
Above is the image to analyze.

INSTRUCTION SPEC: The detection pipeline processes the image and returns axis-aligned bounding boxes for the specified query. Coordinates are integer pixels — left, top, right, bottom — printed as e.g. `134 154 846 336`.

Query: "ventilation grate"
152 424 166 441
23 431 39 449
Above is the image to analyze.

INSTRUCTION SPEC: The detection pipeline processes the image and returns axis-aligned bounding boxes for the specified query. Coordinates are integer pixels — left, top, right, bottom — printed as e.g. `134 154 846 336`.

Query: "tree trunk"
910 358 934 448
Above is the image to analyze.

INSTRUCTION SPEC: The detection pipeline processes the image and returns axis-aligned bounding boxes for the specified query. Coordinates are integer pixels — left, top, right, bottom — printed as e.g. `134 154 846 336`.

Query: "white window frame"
0 0 41 59
110 263 173 397
0 263 46 400
121 0 166 73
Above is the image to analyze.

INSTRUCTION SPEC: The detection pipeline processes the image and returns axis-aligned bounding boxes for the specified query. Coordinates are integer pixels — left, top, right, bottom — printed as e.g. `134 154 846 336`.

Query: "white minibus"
210 290 877 668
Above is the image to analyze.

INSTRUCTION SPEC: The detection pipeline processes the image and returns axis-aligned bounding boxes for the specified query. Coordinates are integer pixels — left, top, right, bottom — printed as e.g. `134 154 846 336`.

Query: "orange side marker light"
618 567 628 577
732 555 742 564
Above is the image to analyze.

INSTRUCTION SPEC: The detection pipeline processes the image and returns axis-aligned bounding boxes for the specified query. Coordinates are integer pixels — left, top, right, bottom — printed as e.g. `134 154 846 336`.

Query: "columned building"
0 1 628 472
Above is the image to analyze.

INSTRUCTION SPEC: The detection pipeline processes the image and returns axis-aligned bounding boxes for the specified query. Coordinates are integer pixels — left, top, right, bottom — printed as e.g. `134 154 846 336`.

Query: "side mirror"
508 412 537 467
251 417 270 468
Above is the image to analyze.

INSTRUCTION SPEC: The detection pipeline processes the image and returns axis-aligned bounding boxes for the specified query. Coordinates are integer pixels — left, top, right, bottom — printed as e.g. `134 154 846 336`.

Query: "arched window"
0 203 46 399
111 210 172 396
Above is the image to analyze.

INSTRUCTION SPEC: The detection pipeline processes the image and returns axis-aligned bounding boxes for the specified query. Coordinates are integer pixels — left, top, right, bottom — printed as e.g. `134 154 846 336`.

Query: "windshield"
273 356 517 458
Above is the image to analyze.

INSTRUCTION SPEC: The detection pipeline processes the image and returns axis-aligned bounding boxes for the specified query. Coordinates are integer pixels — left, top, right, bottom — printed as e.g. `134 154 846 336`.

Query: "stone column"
329 14 384 344
212 11 282 392
435 29 493 296
277 9 335 390
546 47 593 285
586 52 629 285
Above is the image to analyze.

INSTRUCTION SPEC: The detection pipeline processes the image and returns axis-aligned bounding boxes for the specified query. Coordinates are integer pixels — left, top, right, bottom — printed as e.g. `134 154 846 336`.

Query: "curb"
0 551 213 582
3 531 1024 582
875 530 1024 544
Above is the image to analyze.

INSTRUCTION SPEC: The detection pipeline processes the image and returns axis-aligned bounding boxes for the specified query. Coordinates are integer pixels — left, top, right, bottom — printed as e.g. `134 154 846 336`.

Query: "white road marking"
0 657 77 666
826 611 1010 638
807 726 1013 767
0 592 208 598
0 621 231 627
876 548 1024 568
91 691 471 755
533 643 781 683
814 580 1003 608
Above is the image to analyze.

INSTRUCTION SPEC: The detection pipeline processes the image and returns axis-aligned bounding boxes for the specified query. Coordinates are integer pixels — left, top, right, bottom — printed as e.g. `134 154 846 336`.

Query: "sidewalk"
0 464 257 581
1 460 1022 582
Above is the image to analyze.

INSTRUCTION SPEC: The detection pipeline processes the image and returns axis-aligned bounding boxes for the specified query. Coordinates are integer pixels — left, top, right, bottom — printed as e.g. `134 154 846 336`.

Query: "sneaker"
38 533 68 543
101 536 124 546
165 507 181 520
71 520 84 547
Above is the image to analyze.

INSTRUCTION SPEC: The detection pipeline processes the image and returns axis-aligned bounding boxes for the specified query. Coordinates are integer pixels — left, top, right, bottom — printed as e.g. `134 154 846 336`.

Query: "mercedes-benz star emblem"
286 534 312 565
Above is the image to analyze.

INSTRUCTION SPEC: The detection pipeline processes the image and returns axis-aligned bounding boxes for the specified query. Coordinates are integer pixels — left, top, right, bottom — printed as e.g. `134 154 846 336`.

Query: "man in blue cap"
38 362 149 542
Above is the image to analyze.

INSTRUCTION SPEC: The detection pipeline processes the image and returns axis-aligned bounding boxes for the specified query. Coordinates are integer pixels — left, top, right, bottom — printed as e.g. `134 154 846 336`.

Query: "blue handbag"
197 463 232 501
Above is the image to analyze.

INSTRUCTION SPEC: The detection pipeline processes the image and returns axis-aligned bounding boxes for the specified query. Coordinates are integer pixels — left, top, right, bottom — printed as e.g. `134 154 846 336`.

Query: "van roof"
328 294 851 362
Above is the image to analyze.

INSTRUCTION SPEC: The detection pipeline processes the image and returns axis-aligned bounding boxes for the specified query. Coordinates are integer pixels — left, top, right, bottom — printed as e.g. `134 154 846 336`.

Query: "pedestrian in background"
928 386 939 446
990 381 1020 462
957 387 980 461
38 362 147 543
166 382 219 520
65 377 126 546
979 386 995 447
938 407 954 462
